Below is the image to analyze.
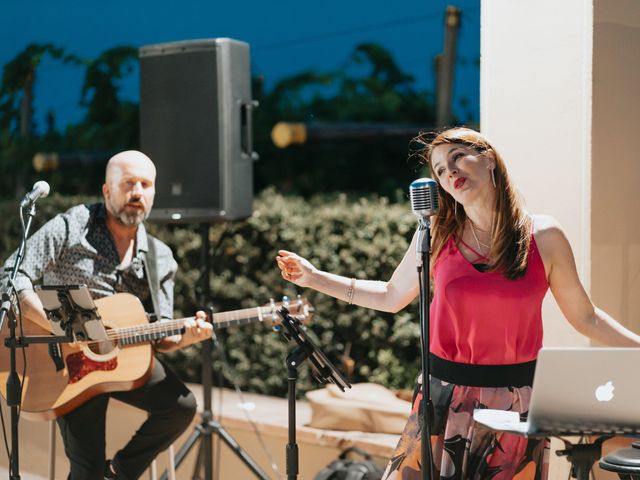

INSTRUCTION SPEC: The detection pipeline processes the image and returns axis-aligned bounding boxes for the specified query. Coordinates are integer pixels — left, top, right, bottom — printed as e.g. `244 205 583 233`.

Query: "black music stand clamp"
36 284 108 342
556 435 613 480
277 306 351 480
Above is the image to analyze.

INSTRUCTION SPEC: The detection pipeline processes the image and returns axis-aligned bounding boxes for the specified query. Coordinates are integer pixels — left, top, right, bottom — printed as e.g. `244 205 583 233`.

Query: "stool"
599 441 640 480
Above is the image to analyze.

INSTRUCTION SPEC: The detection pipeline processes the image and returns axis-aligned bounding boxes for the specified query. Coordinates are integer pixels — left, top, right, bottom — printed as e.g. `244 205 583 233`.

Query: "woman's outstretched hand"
275 250 317 287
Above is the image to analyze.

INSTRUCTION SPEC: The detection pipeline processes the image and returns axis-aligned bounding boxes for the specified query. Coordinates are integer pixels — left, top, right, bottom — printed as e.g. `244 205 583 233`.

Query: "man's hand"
18 290 53 333
181 311 214 347
155 311 214 353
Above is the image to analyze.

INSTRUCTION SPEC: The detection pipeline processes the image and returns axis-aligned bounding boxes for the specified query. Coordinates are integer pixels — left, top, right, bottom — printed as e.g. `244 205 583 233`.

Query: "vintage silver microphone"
409 178 439 257
409 177 439 222
20 180 50 208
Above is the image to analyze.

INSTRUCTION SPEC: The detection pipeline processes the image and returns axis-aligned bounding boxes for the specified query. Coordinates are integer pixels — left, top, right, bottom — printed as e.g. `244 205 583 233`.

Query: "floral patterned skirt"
382 376 549 480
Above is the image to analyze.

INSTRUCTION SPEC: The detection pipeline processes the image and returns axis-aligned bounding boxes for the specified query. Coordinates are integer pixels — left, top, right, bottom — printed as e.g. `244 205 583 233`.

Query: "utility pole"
19 71 34 139
436 6 461 127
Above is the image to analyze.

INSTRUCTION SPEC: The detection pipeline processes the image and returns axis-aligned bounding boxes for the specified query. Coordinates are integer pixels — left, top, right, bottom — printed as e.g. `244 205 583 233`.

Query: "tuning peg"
269 298 278 322
282 296 290 308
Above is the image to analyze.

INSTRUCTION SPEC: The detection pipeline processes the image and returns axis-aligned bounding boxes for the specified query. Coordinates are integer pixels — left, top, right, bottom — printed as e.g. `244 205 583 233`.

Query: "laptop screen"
527 348 640 434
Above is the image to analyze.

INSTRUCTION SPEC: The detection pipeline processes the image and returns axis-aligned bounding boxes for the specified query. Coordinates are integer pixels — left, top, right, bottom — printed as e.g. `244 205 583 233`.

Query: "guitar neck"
110 306 268 346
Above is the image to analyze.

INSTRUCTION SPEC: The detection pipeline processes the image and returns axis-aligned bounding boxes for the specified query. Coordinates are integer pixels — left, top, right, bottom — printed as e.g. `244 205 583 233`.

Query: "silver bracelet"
347 277 356 305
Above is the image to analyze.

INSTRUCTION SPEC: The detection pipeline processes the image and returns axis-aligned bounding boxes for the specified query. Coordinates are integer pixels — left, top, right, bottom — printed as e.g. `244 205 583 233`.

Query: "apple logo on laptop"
595 381 615 402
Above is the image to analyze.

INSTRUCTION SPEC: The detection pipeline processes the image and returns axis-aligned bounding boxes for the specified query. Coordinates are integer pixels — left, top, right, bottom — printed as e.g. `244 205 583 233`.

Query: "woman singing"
276 127 640 479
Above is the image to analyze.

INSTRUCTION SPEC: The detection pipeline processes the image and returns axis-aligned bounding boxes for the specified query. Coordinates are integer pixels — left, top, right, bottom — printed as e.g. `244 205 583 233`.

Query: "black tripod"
160 224 269 480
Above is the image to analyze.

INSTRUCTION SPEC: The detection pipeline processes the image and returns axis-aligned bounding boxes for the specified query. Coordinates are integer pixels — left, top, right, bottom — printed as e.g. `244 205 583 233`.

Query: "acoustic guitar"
0 293 313 420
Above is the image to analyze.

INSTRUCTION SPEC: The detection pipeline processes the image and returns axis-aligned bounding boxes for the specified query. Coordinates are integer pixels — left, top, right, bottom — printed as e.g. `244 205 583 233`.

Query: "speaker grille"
139 39 254 222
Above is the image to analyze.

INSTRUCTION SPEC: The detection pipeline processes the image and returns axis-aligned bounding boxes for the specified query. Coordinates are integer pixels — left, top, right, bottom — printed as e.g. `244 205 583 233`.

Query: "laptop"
473 347 640 437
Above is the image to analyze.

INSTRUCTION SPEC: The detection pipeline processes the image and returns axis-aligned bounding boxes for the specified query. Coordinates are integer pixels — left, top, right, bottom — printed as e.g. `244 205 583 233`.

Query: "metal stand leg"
48 420 56 480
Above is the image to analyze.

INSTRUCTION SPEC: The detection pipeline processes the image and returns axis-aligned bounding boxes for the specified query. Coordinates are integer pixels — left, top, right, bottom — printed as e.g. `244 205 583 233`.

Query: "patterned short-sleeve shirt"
0 203 177 320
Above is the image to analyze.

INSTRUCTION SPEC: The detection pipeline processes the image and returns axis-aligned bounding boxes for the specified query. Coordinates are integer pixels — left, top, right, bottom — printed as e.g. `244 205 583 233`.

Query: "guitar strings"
79 304 304 348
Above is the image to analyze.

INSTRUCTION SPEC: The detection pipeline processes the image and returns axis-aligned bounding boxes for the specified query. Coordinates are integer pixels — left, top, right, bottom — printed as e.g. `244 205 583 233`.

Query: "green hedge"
0 189 421 397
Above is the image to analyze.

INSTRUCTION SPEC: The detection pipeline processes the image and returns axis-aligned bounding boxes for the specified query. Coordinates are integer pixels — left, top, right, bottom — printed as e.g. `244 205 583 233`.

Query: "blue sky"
1 0 480 132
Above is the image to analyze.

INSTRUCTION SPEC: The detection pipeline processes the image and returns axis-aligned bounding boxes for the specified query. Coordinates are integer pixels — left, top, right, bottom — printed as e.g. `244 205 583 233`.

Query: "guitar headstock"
261 296 314 328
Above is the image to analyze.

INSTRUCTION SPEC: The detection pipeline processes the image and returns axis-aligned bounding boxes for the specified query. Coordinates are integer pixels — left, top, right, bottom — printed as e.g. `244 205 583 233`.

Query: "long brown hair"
416 128 531 279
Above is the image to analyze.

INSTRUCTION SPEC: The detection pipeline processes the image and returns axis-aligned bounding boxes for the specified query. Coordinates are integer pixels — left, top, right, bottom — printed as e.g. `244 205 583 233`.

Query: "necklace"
467 219 491 252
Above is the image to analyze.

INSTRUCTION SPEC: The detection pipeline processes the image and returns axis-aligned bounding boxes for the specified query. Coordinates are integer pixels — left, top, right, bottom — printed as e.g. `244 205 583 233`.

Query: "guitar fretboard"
107 306 278 346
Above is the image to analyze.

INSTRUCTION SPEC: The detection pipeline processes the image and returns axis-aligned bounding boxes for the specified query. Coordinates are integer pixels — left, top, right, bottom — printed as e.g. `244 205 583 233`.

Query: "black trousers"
56 358 197 480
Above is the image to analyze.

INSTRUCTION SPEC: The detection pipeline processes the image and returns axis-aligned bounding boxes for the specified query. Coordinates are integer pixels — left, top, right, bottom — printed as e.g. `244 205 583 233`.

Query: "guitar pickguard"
66 351 118 384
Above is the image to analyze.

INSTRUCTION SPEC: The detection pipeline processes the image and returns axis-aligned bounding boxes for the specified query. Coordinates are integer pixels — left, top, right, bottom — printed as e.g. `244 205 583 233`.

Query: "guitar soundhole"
86 338 118 355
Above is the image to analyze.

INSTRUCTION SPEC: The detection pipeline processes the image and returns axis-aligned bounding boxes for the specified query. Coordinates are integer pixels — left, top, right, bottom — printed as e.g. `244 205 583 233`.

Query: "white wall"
481 0 593 346
481 1 640 478
591 0 640 334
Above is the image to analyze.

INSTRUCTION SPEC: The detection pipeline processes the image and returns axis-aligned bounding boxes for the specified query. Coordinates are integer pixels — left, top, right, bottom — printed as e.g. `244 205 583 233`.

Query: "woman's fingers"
276 250 310 285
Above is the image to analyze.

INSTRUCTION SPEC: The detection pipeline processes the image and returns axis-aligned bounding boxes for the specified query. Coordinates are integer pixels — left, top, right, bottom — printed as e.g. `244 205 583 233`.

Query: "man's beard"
116 207 149 226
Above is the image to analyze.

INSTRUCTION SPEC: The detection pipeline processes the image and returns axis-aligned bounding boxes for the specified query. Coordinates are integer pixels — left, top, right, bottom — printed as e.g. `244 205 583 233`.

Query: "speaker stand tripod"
160 225 269 480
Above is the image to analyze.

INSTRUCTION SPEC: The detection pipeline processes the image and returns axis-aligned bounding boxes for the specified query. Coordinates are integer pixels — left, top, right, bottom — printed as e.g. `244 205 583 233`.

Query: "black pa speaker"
139 38 257 222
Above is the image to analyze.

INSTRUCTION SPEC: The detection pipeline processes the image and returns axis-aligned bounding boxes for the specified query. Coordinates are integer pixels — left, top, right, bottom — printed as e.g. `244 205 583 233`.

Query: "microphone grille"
35 180 51 198
410 178 439 217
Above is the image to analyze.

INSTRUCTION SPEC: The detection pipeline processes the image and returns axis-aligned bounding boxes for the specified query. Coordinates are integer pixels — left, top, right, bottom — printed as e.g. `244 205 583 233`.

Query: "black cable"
205 224 231 480
13 280 27 420
216 333 282 479
416 263 435 479
16 207 30 423
0 289 13 468
202 223 282 478
6 279 28 479
214 339 223 480
1 206 31 477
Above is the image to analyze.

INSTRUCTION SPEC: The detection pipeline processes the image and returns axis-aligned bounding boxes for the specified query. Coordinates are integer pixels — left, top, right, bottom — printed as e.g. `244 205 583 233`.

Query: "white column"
481 0 593 347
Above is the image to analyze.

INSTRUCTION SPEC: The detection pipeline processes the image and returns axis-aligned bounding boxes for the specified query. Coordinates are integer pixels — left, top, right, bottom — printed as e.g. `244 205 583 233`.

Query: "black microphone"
20 180 50 208
410 178 439 221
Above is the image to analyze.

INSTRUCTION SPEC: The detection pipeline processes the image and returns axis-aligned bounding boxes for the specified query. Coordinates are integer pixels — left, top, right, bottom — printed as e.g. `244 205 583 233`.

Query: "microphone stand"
1 201 80 480
416 217 435 480
0 202 53 479
0 202 38 480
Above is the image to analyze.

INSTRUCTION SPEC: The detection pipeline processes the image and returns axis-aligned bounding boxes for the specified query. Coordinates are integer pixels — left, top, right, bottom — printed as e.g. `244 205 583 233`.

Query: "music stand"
35 284 109 342
277 306 351 480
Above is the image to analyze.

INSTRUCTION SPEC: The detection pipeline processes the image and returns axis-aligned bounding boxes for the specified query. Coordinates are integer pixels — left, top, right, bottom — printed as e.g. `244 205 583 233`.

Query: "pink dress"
382 233 551 480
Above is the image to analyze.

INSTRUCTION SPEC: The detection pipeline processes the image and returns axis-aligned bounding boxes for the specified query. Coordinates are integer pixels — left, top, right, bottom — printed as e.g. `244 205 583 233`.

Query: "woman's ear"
483 148 496 169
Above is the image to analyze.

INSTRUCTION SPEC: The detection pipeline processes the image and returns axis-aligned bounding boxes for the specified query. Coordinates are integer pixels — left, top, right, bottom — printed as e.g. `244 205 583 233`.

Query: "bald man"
0 151 212 479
